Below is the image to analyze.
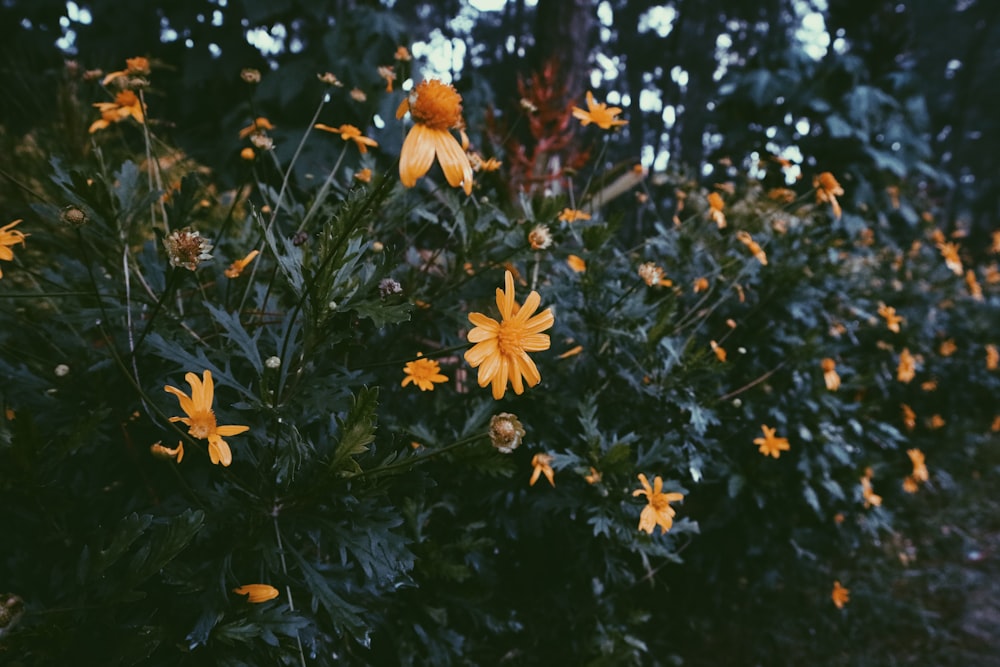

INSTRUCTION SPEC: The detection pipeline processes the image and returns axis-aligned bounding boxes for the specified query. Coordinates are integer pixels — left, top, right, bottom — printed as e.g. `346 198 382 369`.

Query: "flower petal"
399 124 437 187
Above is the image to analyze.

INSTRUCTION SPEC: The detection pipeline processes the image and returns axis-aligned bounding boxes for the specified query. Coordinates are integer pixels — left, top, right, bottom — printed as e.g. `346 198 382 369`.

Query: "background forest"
1 0 999 665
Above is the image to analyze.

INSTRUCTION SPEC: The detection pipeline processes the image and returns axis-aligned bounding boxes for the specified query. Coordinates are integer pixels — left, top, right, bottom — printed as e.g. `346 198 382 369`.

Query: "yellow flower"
753 424 790 458
233 584 280 603
637 262 672 287
394 45 412 61
530 453 555 487
877 302 903 333
0 220 27 278
821 358 840 391
224 250 259 279
907 448 928 483
469 153 502 172
164 370 250 467
897 348 916 383
354 168 373 183
396 79 473 194
571 91 628 129
238 116 274 139
465 270 554 400
693 277 709 293
966 270 983 301
707 192 726 229
102 56 150 86
584 467 602 485
929 414 945 430
736 231 767 265
710 340 727 362
992 415 1000 432
632 473 684 535
566 255 586 273
401 353 448 391
558 208 591 223
89 90 145 133
528 224 552 251
240 147 256 161
938 339 957 357
901 403 916 431
861 467 882 508
987 344 999 371
814 172 844 219
902 476 919 494
149 441 184 463
936 241 963 275
314 123 379 153
831 581 850 609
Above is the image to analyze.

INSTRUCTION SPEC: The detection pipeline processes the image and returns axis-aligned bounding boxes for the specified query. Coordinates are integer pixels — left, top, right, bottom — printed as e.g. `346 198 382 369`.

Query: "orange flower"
753 425 790 458
224 250 259 279
240 147 256 161
821 358 840 391
396 79 473 194
354 168 373 183
401 353 448 391
238 116 274 139
378 65 396 92
0 220 27 278
149 441 184 463
877 302 903 333
558 208 591 223
736 231 767 265
907 448 928 483
831 581 850 609
986 344 999 371
632 473 684 535
901 403 916 431
693 277 709 293
102 56 150 86
637 262 672 287
89 90 145 133
936 241 963 275
530 453 555 487
566 255 586 273
897 348 916 383
965 270 983 301
164 370 250 467
584 467 602 484
814 172 844 219
710 340 726 362
233 584 280 603
902 476 919 494
861 467 882 508
938 339 957 357
928 414 945 430
464 270 554 400
394 45 412 61
572 91 628 129
992 416 1000 432
707 192 726 229
314 123 378 153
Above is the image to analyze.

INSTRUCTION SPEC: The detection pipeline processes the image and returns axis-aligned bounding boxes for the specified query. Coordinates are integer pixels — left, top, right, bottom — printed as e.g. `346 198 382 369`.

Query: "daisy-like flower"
566 255 586 273
238 117 274 139
314 123 378 153
89 90 145 133
233 584 280 603
831 581 850 609
877 302 903 333
707 192 726 229
0 220 27 278
163 228 213 271
638 262 672 287
861 467 882 508
936 241 963 275
149 441 184 463
736 231 768 265
571 91 628 130
821 358 841 391
897 348 916 383
632 473 684 535
401 353 448 391
814 172 844 219
558 208 591 223
907 448 928 483
986 344 999 371
396 79 473 194
753 424 790 458
102 56 150 86
164 370 250 467
224 250 259 279
465 270 554 400
530 453 555 487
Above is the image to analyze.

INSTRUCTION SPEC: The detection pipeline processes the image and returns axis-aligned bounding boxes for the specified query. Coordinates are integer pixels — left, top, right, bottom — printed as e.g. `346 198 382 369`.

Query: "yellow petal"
399 124 437 187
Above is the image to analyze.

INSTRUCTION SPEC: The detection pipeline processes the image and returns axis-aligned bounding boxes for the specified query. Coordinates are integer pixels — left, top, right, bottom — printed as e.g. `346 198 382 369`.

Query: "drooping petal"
433 127 474 194
208 437 233 467
399 124 437 187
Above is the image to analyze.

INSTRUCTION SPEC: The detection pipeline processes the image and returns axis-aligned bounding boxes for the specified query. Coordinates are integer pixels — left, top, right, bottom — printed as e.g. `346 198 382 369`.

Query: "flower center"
188 412 216 440
409 80 464 130
497 322 523 356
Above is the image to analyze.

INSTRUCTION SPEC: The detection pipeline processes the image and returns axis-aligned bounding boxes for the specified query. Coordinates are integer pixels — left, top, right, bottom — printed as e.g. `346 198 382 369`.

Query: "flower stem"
273 516 307 667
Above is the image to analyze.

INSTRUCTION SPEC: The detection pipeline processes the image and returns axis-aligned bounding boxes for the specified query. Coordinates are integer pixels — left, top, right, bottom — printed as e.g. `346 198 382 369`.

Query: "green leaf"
125 509 205 587
329 387 378 474
205 303 264 375
81 513 152 583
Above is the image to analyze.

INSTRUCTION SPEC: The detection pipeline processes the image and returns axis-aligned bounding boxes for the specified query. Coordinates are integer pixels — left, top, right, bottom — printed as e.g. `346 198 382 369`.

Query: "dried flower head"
249 133 274 151
241 68 261 84
378 277 403 299
60 205 88 226
164 228 213 271
528 224 552 250
638 262 672 287
489 412 525 453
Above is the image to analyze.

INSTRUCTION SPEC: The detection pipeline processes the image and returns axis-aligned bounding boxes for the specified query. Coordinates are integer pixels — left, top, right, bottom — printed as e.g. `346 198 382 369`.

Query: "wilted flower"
528 224 552 251
60 205 88 226
241 68 261 84
754 425 790 458
350 87 367 102
249 133 274 151
571 91 627 129
0 220 27 278
632 473 683 535
150 441 184 463
102 56 150 87
465 270 554 400
530 453 555 487
378 277 403 298
164 228 213 270
314 123 378 153
396 79 473 194
164 370 250 467
401 353 448 392
468 152 502 172
566 255 586 273
233 584 280 603
821 358 840 391
558 208 591 223
831 581 850 609
707 192 726 229
814 172 844 219
238 117 274 139
224 250 259 279
897 348 916 383
489 412 525 453
89 90 145 133
638 262 672 287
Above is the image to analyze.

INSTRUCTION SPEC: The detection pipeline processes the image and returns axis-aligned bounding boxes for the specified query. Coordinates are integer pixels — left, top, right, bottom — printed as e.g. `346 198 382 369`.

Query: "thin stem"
346 432 485 480
273 517 307 667
295 142 349 235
